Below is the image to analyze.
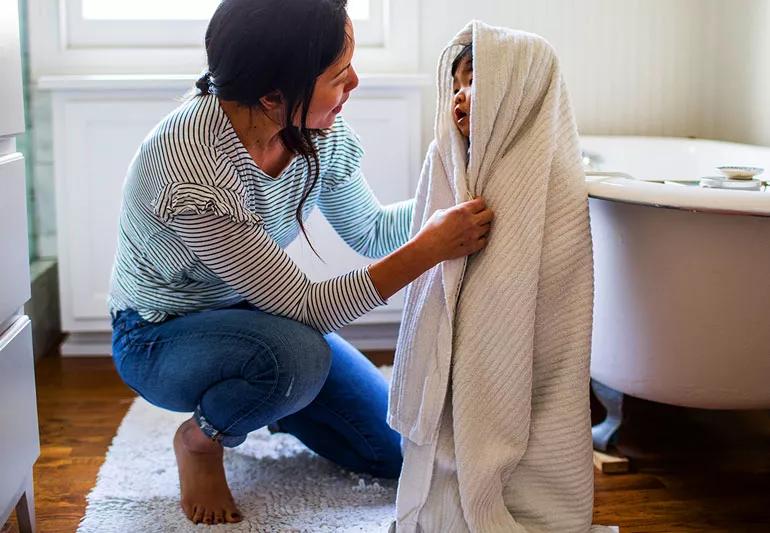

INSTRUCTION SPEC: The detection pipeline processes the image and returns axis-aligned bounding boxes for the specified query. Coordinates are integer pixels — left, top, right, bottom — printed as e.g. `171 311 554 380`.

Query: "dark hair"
451 44 473 77
196 0 350 253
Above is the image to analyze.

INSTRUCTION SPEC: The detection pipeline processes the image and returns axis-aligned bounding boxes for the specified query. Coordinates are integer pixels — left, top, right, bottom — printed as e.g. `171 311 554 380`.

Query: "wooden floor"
3 354 770 532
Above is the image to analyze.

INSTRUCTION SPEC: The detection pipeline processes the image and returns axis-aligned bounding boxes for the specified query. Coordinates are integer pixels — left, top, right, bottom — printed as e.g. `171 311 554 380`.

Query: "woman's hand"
414 197 494 263
366 197 494 300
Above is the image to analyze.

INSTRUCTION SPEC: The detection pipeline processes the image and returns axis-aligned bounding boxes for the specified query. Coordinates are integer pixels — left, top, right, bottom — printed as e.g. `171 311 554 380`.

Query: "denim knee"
196 325 332 446
236 322 331 415
281 324 333 409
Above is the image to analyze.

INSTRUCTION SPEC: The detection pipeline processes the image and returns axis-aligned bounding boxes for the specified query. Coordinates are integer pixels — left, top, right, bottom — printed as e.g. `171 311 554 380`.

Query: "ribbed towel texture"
388 21 612 532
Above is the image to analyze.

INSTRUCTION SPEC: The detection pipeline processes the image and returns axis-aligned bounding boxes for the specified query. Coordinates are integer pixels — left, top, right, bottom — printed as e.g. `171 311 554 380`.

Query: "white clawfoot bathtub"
580 136 770 448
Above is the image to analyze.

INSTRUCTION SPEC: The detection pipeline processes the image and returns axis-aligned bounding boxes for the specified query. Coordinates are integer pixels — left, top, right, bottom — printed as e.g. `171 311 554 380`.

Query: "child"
451 44 473 139
390 22 613 532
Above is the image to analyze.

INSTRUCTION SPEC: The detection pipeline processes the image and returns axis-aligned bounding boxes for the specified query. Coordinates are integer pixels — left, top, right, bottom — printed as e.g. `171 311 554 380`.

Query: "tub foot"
591 379 624 452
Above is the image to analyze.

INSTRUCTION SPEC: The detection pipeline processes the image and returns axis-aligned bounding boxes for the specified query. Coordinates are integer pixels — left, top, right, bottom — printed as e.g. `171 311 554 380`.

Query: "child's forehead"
453 57 473 81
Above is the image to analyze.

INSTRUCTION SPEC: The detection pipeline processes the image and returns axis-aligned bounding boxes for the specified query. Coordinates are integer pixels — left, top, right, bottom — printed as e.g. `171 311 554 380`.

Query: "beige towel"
388 21 612 532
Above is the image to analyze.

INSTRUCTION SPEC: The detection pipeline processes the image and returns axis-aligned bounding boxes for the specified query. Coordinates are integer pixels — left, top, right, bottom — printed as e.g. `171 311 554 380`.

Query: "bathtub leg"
591 379 624 452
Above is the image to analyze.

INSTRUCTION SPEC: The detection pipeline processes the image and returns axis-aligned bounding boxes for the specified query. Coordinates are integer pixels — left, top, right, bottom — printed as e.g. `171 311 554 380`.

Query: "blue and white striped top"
108 94 414 333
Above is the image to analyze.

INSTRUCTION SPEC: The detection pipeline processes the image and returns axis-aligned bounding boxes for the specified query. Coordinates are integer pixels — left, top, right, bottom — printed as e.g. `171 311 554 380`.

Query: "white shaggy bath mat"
78 366 618 533
78 370 397 532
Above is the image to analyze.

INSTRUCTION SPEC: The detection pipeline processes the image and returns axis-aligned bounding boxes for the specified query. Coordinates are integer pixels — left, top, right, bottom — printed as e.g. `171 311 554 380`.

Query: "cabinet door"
0 0 24 138
0 154 30 323
0 317 38 511
55 95 181 332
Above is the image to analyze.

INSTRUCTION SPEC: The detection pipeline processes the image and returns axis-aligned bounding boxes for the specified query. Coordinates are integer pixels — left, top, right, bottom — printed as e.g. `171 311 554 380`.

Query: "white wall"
729 0 770 147
701 0 770 146
416 0 770 151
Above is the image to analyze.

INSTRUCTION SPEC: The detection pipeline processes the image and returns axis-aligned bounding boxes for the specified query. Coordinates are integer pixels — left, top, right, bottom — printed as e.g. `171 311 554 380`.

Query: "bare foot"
173 417 242 524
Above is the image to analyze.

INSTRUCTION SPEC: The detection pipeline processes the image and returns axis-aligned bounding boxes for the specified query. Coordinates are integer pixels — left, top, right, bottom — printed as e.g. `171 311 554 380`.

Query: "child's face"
452 56 473 138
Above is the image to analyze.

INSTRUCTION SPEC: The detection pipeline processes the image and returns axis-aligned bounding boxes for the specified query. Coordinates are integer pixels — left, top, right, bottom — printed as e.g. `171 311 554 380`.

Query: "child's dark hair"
451 44 473 77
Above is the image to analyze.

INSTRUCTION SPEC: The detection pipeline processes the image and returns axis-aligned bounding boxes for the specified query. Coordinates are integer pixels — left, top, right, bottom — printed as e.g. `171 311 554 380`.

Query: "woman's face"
304 19 359 129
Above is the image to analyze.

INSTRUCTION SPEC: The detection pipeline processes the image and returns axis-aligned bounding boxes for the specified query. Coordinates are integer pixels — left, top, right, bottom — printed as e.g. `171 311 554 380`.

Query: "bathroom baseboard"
60 322 400 357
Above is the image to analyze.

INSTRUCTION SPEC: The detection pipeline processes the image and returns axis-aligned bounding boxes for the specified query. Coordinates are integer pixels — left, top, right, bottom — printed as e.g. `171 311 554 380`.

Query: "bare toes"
214 510 225 524
226 509 242 523
192 504 204 524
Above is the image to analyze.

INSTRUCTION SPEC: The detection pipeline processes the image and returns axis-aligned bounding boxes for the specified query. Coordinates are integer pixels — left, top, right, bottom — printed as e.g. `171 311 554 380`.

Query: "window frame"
63 0 384 49
29 0 417 77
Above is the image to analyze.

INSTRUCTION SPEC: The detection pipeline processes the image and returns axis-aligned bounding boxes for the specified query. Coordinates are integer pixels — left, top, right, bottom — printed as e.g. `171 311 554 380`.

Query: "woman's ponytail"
195 70 213 95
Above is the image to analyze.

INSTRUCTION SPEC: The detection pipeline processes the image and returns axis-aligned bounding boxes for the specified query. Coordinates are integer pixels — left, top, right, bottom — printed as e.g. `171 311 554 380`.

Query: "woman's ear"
259 90 284 111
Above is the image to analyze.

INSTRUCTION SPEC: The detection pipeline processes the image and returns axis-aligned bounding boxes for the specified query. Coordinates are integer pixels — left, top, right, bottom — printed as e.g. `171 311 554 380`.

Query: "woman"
109 0 493 525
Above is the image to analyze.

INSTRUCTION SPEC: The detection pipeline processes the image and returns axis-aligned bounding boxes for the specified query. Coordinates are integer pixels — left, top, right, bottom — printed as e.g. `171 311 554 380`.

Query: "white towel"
388 21 612 532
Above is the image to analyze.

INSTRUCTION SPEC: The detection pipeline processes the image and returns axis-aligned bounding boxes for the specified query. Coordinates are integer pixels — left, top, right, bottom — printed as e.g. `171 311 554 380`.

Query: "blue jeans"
111 302 402 479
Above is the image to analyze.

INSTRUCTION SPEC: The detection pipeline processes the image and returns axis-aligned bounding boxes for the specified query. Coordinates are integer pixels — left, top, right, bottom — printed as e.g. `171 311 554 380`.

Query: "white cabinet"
45 76 425 353
0 155 31 321
0 2 38 531
0 317 38 533
0 0 24 138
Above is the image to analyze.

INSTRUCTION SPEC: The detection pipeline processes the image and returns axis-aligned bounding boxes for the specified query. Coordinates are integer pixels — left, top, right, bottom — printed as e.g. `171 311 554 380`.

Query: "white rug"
78 370 398 532
78 368 618 533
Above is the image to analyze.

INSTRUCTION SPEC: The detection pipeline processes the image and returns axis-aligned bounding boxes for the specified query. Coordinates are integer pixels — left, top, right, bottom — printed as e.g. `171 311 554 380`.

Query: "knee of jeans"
289 326 332 404
252 324 330 409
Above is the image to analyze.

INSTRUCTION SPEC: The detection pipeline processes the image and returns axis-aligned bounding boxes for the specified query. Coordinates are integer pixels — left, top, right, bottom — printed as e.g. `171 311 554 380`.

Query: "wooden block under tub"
593 449 630 474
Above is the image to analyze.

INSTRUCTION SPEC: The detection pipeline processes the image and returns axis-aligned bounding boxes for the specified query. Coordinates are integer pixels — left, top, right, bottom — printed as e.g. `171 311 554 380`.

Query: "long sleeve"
168 211 387 334
319 173 415 259
149 133 387 334
317 118 414 259
111 95 399 325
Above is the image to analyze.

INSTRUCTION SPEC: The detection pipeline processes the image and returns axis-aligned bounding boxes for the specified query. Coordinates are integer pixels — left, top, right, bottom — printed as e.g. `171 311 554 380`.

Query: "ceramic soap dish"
716 166 764 180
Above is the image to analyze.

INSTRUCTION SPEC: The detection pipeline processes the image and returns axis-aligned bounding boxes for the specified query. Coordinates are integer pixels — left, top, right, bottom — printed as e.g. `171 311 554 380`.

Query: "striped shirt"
108 93 414 334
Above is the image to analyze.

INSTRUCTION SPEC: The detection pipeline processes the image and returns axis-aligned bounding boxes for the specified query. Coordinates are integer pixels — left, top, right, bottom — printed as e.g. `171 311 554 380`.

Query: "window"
67 0 383 48
32 0 415 75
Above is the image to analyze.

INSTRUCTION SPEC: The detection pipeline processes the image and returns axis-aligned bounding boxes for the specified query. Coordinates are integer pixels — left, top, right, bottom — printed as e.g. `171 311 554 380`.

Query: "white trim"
65 6 209 49
350 0 385 47
30 0 417 77
37 73 430 92
64 0 383 49
60 322 399 356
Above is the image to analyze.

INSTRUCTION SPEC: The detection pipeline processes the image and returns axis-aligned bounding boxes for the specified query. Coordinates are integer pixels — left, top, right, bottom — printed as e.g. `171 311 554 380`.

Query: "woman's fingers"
474 208 494 225
475 224 491 241
472 236 488 253
463 196 487 213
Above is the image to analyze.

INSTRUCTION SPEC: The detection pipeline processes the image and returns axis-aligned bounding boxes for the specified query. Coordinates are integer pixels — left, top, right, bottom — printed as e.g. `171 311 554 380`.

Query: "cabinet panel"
0 154 31 322
0 318 38 511
0 0 24 138
55 96 181 330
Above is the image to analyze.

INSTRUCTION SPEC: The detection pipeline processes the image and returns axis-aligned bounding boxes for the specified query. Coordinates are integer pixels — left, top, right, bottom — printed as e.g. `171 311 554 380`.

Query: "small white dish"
716 166 765 180
700 176 763 190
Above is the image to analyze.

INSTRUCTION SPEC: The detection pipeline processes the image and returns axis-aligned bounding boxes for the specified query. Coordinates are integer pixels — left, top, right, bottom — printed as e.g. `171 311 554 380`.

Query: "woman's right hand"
415 197 494 263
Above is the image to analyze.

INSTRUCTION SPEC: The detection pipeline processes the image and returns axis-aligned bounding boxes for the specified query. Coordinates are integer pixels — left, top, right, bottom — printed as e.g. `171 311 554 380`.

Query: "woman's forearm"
367 238 439 300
